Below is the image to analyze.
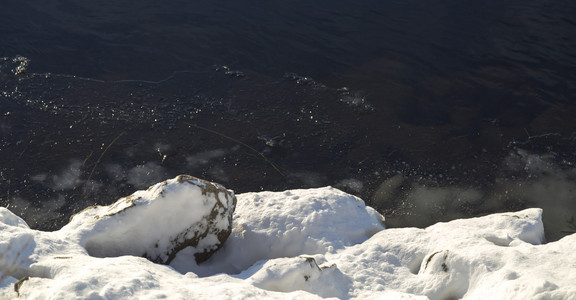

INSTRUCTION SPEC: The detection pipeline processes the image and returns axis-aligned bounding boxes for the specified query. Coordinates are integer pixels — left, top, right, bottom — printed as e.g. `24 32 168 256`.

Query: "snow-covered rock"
1 181 576 299
243 256 351 298
61 175 237 264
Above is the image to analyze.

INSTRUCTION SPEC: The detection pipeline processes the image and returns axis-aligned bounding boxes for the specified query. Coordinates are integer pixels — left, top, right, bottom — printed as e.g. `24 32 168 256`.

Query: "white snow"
1 182 576 299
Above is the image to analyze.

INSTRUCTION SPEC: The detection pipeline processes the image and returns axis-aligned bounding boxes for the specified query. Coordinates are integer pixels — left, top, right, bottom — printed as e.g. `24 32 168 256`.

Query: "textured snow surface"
1 184 576 299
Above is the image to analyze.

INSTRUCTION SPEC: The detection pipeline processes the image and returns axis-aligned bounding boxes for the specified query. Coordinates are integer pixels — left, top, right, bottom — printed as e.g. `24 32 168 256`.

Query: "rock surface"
61 175 236 264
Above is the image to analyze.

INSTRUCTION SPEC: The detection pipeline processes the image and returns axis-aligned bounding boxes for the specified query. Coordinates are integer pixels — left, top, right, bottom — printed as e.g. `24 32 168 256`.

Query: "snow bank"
1 178 575 299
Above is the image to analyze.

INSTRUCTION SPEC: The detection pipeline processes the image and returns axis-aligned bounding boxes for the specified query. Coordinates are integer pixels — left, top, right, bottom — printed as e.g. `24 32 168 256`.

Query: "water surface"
1 0 576 240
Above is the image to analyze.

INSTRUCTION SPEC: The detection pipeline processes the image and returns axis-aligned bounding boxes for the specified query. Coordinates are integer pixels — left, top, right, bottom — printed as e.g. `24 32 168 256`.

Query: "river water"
1 0 576 240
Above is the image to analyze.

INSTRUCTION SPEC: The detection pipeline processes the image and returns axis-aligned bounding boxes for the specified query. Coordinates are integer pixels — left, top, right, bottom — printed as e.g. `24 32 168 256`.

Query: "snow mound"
0 207 88 290
61 175 236 264
1 180 576 299
327 208 571 299
172 187 385 276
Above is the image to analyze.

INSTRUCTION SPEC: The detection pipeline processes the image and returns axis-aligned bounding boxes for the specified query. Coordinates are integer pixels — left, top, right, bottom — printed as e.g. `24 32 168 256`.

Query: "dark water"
1 0 576 240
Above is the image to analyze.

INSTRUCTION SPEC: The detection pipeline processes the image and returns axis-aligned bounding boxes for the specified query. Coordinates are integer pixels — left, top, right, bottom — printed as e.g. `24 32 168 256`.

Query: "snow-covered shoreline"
1 177 575 299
